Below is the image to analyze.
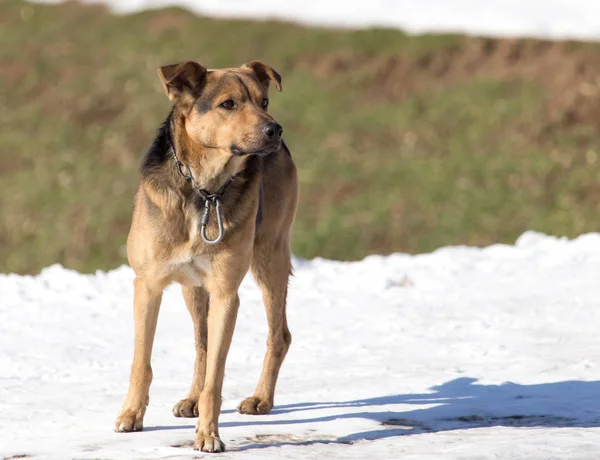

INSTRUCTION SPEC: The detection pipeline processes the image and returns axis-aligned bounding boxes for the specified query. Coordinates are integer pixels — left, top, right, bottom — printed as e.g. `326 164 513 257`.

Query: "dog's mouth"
230 142 281 157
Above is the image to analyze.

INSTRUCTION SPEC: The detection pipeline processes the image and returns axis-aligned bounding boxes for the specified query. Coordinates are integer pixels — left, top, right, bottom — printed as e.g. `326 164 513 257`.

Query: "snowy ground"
8 2 600 458
2 231 600 459
31 0 600 41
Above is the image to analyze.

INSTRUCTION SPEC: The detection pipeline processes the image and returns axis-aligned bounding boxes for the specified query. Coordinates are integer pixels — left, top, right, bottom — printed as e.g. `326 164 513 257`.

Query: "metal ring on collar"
200 199 225 244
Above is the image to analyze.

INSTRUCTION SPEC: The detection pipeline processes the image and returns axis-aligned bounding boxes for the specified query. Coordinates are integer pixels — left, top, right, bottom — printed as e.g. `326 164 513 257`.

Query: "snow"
30 0 600 41
2 231 600 459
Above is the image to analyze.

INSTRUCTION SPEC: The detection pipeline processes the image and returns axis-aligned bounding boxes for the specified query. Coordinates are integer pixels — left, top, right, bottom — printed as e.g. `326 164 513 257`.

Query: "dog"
114 60 298 453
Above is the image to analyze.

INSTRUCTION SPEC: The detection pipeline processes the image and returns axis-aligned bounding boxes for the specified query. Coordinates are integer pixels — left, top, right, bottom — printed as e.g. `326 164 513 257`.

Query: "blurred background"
2 0 600 274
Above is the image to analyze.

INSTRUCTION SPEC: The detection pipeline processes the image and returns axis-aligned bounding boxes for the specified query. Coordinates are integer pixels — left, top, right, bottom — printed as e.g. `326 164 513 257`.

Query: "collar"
166 138 263 244
168 139 236 203
168 140 235 244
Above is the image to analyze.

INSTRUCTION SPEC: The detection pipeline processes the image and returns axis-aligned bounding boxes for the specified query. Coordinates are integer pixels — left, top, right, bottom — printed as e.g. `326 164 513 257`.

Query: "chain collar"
168 141 235 244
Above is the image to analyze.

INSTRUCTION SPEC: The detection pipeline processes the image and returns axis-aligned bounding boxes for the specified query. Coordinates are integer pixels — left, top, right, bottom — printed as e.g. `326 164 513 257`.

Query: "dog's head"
158 61 283 156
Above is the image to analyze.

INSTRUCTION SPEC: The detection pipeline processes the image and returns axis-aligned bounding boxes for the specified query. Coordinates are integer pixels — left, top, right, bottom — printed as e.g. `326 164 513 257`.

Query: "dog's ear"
157 61 207 115
243 61 282 92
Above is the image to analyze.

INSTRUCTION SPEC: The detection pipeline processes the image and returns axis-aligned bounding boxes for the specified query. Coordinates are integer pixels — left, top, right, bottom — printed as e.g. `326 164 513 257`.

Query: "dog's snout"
263 123 283 140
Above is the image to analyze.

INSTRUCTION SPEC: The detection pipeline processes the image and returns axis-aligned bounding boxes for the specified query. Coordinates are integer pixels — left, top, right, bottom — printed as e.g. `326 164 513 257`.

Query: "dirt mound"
299 38 600 129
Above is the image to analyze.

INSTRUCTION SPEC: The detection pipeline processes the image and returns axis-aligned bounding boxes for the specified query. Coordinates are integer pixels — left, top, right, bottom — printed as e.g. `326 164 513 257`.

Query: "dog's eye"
261 98 269 109
220 100 235 110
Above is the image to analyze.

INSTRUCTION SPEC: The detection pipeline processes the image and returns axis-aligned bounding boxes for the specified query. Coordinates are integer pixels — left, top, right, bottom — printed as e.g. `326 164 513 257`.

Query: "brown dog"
114 61 298 453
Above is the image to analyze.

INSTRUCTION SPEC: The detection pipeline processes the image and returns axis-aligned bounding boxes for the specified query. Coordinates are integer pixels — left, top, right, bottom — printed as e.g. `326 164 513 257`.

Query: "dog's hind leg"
173 286 209 418
238 240 292 415
115 277 162 432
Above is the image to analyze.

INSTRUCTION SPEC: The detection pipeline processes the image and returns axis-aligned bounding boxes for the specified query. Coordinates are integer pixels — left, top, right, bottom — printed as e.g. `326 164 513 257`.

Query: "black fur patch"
195 82 223 114
195 73 253 114
232 74 253 101
140 108 175 177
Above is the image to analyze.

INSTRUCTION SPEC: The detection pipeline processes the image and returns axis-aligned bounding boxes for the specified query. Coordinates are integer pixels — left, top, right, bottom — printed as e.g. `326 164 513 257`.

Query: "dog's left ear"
243 61 282 92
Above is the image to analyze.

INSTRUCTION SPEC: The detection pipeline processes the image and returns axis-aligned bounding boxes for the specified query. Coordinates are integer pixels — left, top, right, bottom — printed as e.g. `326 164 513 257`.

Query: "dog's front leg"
115 277 162 432
193 285 240 453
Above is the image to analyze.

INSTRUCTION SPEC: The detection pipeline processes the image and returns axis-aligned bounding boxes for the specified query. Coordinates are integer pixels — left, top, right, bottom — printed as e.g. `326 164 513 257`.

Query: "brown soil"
298 38 600 130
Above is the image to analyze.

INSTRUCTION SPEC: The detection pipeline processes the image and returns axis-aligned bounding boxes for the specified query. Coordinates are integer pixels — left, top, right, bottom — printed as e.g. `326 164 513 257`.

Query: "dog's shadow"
216 377 600 451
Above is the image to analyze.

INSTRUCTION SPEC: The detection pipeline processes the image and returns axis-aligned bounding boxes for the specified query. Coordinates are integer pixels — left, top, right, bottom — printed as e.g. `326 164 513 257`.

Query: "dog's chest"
161 200 220 286
168 250 211 287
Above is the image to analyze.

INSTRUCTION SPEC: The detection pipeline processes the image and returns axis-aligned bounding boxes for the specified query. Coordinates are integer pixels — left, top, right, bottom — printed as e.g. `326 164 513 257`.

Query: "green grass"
1 1 600 273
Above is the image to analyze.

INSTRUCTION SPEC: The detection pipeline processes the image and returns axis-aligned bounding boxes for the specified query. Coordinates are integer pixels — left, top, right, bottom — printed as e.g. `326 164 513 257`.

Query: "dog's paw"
193 433 225 452
237 396 272 415
114 406 145 432
173 398 198 418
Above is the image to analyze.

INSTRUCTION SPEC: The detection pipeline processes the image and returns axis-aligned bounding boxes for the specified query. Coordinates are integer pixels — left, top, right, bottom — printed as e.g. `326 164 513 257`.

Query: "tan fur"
114 61 298 453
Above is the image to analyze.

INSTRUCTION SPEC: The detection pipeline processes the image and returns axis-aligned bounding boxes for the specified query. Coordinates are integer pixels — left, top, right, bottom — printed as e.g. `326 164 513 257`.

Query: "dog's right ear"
158 61 207 116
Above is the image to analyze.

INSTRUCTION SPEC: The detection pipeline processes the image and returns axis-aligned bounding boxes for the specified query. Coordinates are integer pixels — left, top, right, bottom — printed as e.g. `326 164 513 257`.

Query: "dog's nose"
263 123 283 140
